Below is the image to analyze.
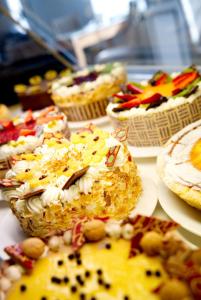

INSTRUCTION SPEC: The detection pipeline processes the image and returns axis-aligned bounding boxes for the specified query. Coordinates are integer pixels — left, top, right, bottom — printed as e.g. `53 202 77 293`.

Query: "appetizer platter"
1 215 201 300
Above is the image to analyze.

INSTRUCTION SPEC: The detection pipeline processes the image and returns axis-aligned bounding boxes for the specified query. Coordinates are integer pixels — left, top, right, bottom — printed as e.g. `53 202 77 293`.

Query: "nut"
160 279 191 300
84 220 105 242
140 231 163 256
21 238 45 259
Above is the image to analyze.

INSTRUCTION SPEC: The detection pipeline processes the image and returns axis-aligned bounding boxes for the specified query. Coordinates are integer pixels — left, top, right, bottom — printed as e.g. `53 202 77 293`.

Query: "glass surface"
2 0 201 105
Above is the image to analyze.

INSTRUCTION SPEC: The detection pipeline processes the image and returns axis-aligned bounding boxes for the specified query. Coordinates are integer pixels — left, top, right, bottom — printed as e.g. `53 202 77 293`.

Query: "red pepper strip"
120 93 162 109
19 129 36 136
126 83 143 94
173 72 199 89
155 73 168 85
24 110 34 123
113 93 137 101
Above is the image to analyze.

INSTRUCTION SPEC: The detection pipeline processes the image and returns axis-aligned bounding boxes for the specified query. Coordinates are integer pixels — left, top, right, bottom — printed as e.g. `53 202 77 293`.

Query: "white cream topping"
43 119 66 133
0 136 41 160
52 63 125 98
63 185 80 202
1 188 20 201
41 187 63 206
26 197 44 214
12 160 35 174
5 133 129 213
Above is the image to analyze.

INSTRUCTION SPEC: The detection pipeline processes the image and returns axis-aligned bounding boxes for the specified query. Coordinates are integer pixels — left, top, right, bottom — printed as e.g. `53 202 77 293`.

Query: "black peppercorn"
85 270 90 277
68 254 75 260
20 284 27 292
63 276 69 283
77 259 82 265
146 270 152 276
105 243 111 249
96 269 102 276
71 285 77 293
57 260 64 266
155 270 161 277
98 278 103 285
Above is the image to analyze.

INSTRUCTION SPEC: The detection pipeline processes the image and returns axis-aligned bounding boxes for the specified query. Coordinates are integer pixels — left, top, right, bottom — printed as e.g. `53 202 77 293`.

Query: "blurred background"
1 0 201 105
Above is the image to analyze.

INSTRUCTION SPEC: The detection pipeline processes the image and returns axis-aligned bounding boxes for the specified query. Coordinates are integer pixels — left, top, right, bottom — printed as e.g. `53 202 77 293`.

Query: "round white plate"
0 174 157 259
68 116 110 130
129 174 157 218
128 145 161 158
158 179 201 237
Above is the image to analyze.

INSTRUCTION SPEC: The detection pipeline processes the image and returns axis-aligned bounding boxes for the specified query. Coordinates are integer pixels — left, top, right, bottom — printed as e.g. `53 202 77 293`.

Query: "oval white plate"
128 145 161 158
68 116 110 130
158 179 201 237
0 174 157 259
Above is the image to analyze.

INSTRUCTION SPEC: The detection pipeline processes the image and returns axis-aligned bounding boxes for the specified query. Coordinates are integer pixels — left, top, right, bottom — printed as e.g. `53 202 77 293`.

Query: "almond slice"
21 189 44 199
62 166 89 190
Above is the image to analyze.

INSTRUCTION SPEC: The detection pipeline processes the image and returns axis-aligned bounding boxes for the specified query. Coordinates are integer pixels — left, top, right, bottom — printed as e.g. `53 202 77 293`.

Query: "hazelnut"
190 249 201 266
21 238 45 259
84 220 105 242
48 236 61 252
140 231 163 256
160 279 191 300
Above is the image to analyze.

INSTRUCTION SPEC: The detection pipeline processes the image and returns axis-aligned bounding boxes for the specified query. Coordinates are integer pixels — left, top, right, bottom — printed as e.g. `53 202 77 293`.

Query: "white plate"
128 145 161 158
158 179 201 237
129 174 157 218
0 174 157 259
68 116 110 130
